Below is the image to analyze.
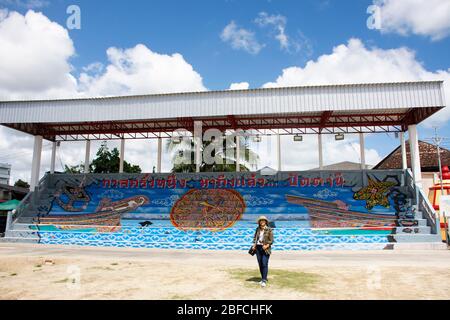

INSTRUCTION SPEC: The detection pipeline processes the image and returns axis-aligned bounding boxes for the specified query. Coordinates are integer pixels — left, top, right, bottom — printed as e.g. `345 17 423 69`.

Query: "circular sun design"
170 189 246 231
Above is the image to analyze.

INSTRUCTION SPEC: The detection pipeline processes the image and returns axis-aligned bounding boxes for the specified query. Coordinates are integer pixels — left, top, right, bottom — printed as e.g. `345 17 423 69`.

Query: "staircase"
2 171 447 251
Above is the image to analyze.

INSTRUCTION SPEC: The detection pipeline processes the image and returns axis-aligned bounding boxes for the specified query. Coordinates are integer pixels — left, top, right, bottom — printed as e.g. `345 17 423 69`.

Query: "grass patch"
111 263 118 266
34 264 42 268
10 273 17 277
53 278 68 284
228 268 321 292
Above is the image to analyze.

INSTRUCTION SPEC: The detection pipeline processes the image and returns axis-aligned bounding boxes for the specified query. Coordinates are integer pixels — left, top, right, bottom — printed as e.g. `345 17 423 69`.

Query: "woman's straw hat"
257 216 269 224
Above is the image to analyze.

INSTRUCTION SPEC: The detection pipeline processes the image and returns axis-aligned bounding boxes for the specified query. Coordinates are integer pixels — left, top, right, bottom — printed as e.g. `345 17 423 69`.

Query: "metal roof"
0 81 446 141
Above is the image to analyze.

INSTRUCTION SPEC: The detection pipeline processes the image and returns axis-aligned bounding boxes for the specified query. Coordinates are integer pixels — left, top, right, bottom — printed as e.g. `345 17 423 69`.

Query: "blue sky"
0 0 449 180
13 0 449 88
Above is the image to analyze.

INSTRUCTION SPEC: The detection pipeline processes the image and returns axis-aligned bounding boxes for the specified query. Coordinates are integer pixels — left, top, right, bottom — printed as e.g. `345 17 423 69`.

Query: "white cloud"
0 10 77 100
255 12 289 50
82 62 104 75
79 44 206 96
229 82 249 90
254 12 313 56
264 38 450 126
373 0 450 40
220 21 264 55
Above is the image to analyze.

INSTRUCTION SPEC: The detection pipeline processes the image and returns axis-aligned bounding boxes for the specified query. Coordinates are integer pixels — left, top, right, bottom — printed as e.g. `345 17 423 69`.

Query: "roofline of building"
0 80 444 104
373 139 450 170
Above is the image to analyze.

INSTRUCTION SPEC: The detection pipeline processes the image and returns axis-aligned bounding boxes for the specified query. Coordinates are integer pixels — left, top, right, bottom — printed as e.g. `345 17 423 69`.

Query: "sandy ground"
0 243 449 300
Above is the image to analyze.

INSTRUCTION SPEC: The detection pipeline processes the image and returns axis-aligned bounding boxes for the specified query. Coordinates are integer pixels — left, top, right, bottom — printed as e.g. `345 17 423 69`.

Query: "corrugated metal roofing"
0 81 446 124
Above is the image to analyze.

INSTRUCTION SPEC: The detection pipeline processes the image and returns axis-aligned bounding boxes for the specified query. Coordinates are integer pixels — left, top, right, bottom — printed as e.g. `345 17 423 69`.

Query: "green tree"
166 135 259 173
63 142 142 174
14 179 30 189
64 164 84 174
90 142 142 174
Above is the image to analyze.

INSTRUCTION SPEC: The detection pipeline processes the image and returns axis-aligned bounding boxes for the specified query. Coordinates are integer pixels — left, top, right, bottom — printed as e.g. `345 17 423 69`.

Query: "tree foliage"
14 179 30 189
64 142 142 174
166 136 259 173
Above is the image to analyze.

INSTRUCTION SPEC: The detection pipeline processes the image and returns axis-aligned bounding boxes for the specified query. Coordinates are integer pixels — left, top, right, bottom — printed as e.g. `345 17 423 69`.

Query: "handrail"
444 216 449 246
12 190 33 223
405 169 439 234
12 172 50 224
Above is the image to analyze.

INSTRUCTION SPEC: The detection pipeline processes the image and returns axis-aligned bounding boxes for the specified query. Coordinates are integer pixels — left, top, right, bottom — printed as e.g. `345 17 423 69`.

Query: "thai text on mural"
100 173 345 189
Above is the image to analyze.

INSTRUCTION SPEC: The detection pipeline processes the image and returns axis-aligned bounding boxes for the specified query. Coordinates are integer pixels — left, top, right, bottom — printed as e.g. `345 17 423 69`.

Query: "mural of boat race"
27 170 418 250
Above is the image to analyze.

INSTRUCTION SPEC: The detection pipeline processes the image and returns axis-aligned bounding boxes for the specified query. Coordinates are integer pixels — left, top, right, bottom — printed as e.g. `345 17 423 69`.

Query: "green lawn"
228 268 322 292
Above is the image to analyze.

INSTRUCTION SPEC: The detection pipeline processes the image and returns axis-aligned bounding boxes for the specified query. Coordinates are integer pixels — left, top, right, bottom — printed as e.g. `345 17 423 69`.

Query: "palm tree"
166 135 259 173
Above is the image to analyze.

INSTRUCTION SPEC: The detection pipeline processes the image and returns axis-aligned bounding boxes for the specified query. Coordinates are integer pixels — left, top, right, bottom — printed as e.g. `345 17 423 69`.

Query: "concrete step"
395 226 431 234
392 234 443 243
0 237 40 244
8 223 35 231
391 242 448 250
397 219 428 227
5 229 40 241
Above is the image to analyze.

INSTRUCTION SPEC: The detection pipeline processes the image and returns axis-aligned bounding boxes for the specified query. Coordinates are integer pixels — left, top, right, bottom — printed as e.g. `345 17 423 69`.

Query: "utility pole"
432 128 444 197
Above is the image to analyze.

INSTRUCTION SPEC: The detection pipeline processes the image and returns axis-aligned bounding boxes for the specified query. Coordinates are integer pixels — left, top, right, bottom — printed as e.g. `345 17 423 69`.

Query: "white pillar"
318 134 323 170
30 135 43 190
84 140 91 173
359 133 366 170
400 132 407 170
277 134 282 172
50 141 57 174
157 138 162 173
236 133 241 172
408 125 422 187
194 121 202 173
119 138 125 173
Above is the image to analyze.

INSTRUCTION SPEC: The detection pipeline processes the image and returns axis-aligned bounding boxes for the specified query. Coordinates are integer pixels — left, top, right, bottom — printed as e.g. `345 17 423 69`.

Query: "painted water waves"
33 171 414 238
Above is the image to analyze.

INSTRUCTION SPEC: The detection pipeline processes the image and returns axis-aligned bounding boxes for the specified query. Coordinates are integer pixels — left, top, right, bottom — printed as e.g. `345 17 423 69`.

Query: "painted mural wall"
25 170 417 250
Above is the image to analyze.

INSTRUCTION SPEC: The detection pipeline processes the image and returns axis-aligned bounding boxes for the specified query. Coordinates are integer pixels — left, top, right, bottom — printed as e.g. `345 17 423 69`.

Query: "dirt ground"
0 243 449 300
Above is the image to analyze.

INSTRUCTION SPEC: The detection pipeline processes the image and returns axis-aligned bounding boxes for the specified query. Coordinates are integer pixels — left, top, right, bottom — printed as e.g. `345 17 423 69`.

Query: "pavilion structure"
0 81 446 191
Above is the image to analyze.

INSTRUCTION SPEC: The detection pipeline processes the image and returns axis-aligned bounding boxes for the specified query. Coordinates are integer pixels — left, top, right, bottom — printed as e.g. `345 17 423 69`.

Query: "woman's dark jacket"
253 227 274 255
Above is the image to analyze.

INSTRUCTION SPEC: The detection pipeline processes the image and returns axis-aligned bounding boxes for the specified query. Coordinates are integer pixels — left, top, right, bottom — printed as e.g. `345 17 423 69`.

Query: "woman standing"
252 216 274 287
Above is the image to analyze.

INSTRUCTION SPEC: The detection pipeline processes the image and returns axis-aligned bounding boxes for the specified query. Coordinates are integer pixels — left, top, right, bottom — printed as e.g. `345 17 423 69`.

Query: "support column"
50 141 57 174
30 135 43 190
318 134 323 170
277 134 281 172
236 133 240 172
400 132 407 170
408 125 422 187
359 133 366 170
157 138 162 173
119 138 125 173
84 140 91 174
194 121 202 173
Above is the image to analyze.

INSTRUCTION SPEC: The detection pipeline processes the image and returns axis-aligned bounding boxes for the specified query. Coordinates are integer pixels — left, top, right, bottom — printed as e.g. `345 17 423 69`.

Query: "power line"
0 144 53 161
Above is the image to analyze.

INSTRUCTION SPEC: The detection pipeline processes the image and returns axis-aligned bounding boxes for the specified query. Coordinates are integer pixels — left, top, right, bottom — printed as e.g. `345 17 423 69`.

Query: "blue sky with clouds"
11 0 449 88
0 0 449 181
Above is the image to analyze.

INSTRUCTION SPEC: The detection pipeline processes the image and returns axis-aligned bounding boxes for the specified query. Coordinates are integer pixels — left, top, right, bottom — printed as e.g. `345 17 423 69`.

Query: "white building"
0 163 11 185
